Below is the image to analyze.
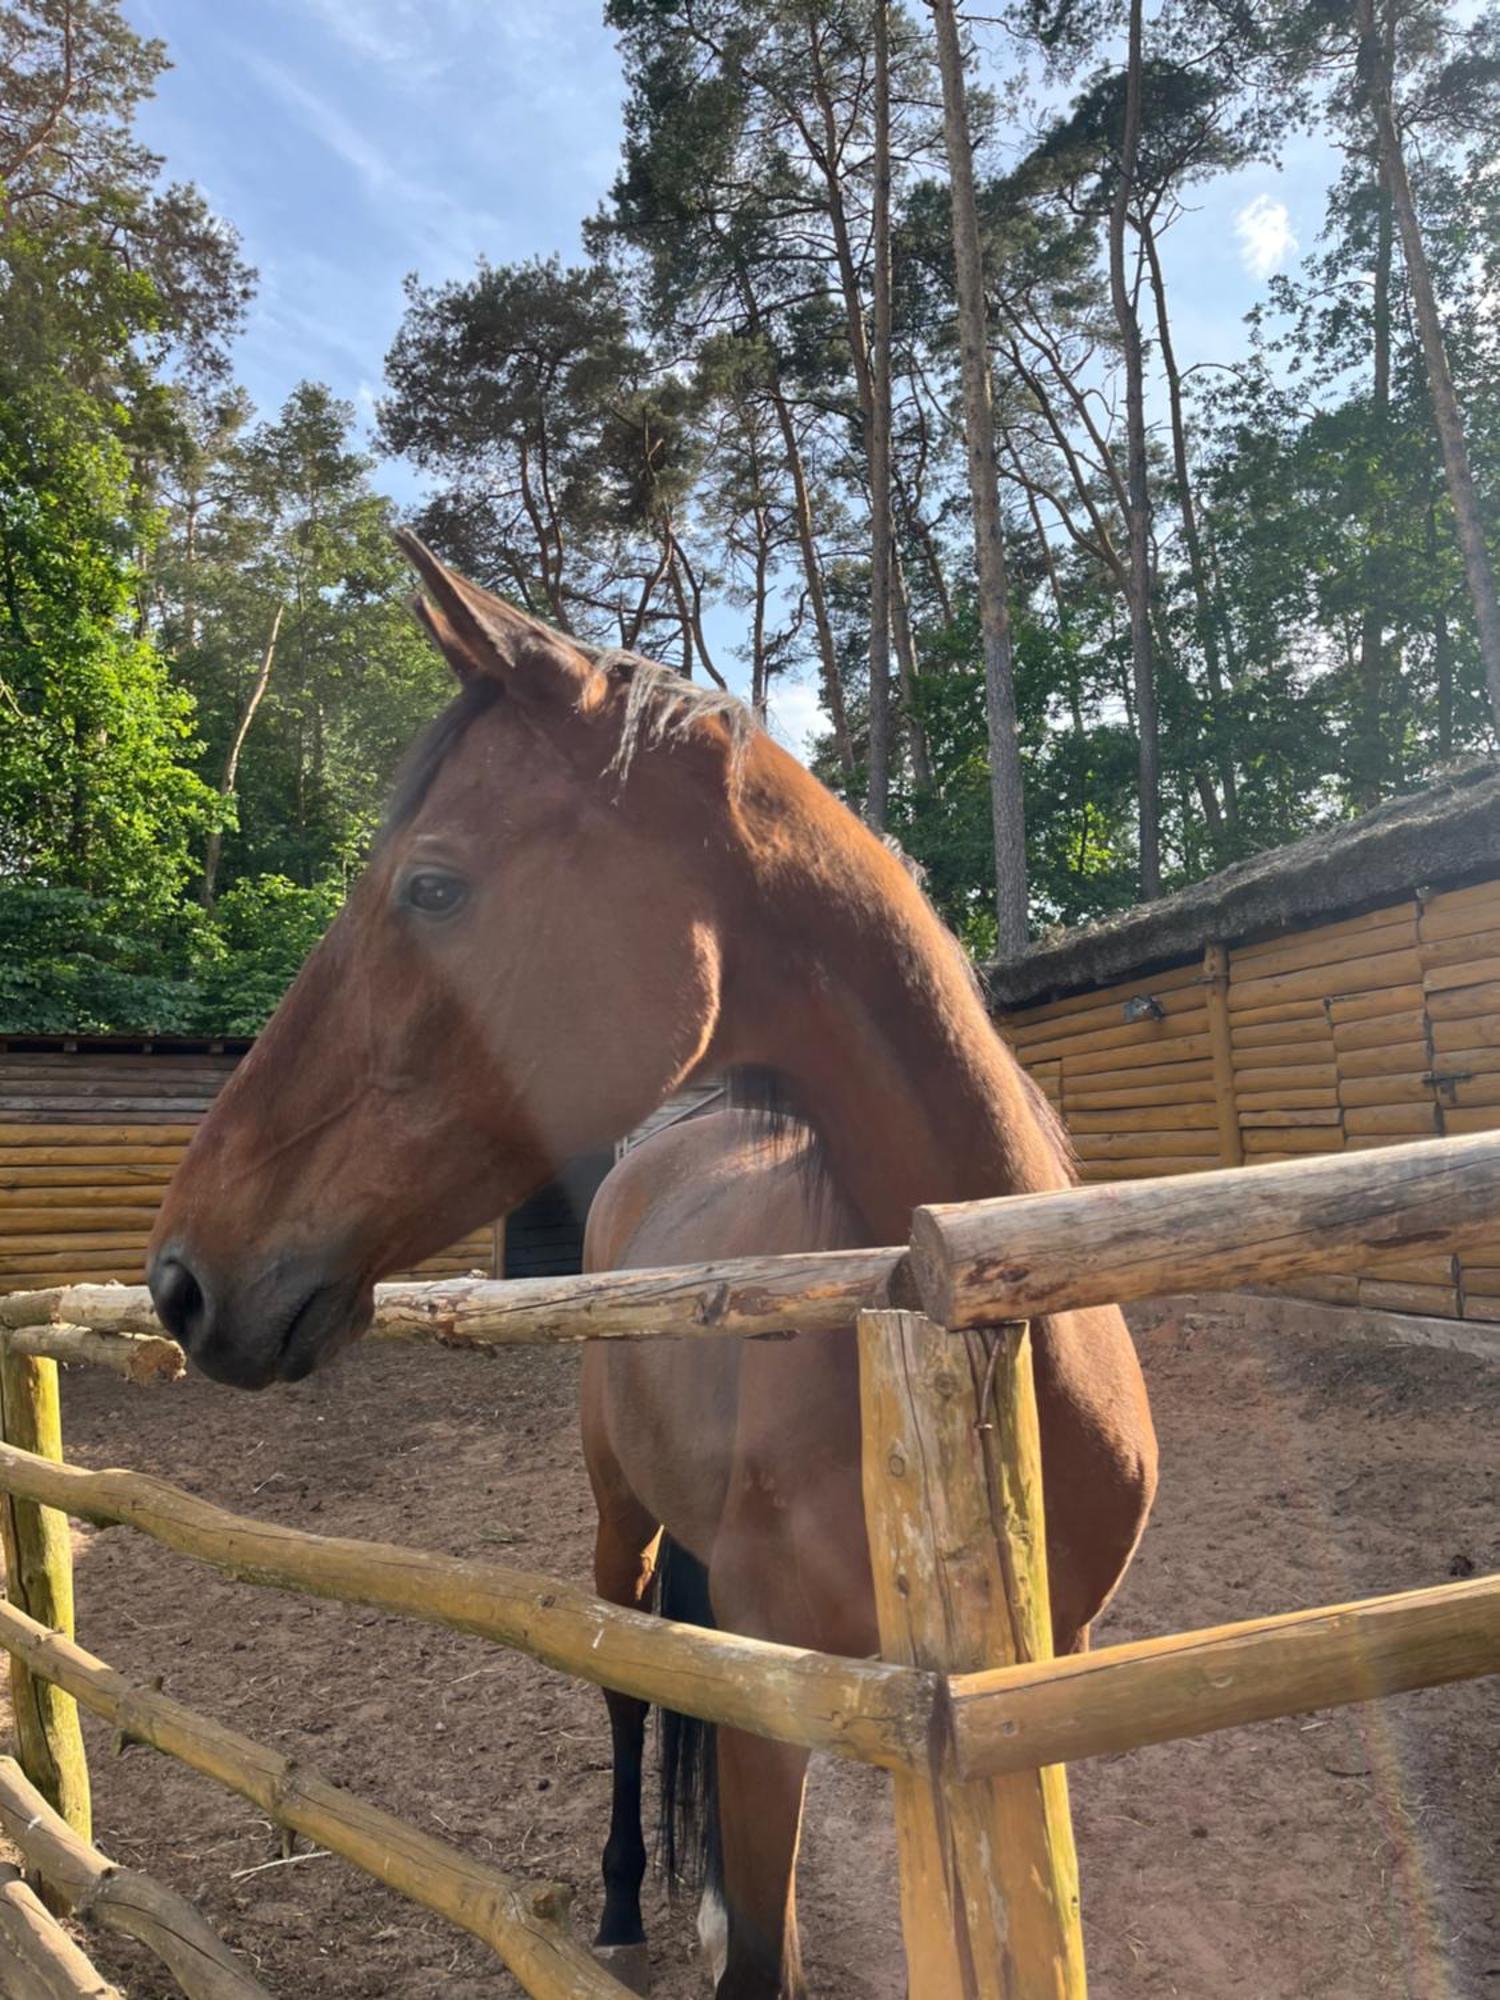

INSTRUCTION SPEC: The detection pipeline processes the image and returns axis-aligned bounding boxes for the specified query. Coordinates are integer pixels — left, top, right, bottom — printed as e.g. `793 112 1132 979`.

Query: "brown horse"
148 537 1156 2000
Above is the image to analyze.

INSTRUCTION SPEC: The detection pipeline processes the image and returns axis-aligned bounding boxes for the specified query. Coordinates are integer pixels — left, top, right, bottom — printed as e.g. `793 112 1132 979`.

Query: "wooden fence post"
0 1353 90 1840
859 1310 1085 2000
1203 942 1244 1168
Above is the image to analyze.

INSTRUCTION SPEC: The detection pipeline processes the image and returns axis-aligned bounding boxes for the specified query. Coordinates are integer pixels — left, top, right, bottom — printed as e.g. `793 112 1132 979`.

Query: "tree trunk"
890 546 934 788
804 14 921 812
1108 0 1160 899
866 0 894 828
1355 14 1395 812
1141 220 1237 829
929 0 1029 953
201 603 283 909
1358 0 1500 731
768 371 857 773
1024 485 1093 874
1428 500 1454 758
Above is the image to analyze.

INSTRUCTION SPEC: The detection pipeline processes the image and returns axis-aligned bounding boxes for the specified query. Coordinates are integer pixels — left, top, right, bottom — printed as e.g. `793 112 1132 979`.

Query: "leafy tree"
380 257 708 653
0 884 204 1032
156 383 453 893
188 874 344 1033
0 377 217 916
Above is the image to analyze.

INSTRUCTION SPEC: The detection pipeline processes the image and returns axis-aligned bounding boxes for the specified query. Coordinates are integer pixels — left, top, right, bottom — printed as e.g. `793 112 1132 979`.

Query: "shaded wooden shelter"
988 761 1500 1323
0 1035 498 1293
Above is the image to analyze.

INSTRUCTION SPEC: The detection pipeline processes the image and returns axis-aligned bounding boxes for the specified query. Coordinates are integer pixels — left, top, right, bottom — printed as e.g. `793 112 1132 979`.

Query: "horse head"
148 536 744 1386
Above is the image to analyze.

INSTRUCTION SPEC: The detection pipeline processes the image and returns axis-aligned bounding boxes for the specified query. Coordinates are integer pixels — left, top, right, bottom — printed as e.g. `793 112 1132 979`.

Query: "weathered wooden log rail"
0 1439 930 1767
0 1599 633 2000
10 1127 1500 1354
0 1857 123 2000
0 1129 1497 1997
0 1755 271 2000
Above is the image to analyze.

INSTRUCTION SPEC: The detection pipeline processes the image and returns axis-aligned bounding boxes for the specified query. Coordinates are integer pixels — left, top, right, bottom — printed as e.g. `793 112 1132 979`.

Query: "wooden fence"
1 1131 1499 1995
996 876 1500 1323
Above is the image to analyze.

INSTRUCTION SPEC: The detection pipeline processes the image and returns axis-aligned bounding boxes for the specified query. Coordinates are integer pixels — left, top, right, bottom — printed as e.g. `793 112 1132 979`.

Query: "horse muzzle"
147 1244 373 1389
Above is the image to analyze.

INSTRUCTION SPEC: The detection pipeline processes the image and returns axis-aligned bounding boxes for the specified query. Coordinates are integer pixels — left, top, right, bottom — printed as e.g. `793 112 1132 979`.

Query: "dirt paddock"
1 1297 1496 1998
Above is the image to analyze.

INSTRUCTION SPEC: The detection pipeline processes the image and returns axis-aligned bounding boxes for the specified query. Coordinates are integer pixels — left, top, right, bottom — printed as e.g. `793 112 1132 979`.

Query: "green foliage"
159 382 453 891
189 875 343 1033
0 875 341 1035
8 0 1500 1043
0 885 203 1033
0 374 219 917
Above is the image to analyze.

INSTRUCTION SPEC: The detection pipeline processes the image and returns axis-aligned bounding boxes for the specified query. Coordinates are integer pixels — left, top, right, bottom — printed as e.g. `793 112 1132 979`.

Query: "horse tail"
655 1535 723 1904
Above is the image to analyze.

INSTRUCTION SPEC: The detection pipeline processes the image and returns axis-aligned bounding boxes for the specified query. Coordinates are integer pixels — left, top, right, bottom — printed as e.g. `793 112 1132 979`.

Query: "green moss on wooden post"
0 1351 91 1841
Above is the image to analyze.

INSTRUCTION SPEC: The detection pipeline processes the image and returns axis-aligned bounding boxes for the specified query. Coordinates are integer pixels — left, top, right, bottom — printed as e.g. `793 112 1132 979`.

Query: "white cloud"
766 677 824 768
1234 194 1298 281
239 47 506 269
244 51 394 198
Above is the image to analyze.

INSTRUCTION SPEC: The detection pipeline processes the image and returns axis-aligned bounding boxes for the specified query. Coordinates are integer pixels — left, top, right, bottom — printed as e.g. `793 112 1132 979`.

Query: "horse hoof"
595 1942 652 1994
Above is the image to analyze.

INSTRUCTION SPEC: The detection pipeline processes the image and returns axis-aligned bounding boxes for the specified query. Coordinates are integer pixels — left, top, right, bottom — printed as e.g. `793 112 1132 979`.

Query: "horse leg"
711 1726 809 2000
703 1336 874 1999
589 1479 661 1993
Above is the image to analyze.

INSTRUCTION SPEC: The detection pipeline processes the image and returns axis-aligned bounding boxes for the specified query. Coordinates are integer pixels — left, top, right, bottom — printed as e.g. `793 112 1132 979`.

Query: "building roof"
986 760 1500 1011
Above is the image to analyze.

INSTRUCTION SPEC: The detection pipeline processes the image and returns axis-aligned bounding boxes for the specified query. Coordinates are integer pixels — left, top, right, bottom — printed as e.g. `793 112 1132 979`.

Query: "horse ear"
395 529 594 697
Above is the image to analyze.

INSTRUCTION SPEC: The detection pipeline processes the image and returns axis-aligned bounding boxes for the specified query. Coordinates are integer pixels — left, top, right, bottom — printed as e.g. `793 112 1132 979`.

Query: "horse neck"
724 806 1071 1246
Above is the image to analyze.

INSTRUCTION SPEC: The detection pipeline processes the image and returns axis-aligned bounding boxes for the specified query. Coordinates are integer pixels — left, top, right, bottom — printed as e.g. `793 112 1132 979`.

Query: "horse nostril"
150 1256 208 1349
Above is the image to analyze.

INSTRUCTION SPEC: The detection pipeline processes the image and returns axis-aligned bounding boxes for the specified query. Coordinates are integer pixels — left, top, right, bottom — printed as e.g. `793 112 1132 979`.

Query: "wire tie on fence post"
974 1328 1002 1434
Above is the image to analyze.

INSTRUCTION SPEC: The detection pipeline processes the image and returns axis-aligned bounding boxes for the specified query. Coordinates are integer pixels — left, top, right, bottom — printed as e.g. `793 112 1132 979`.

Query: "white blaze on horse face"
697 1885 729 1985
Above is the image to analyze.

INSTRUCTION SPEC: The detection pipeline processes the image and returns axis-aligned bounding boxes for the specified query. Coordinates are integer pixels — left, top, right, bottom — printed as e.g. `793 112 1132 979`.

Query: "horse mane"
585 651 759 782
382 675 505 837
382 646 759 840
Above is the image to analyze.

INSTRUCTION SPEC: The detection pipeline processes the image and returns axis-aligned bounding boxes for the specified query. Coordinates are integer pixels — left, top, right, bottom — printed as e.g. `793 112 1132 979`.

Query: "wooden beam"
0 1757 270 2000
0 1599 634 2000
1203 944 1243 1167
948 1572 1500 1780
1232 900 1416 964
0 1440 932 1771
0 1244 905 1351
17 1133 1500 1356
1 1326 182 1384
1229 947 1424 1013
859 1310 1084 2000
909 1130 1500 1328
0 1865 121 2000
0 1357 89 1843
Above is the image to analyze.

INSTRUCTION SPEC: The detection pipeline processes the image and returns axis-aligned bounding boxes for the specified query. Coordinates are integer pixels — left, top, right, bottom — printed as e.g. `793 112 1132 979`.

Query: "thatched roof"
986 760 1500 1011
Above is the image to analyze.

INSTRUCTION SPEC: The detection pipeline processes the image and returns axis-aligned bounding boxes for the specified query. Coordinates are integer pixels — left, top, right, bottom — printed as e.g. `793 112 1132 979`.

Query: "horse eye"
401 870 469 919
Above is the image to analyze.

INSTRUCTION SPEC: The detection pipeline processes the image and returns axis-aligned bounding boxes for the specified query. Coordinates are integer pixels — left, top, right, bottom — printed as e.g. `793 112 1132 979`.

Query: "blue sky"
125 0 1336 744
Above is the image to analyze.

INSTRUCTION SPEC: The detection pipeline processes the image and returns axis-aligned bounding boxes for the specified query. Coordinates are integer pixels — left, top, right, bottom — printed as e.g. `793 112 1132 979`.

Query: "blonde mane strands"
585 649 759 783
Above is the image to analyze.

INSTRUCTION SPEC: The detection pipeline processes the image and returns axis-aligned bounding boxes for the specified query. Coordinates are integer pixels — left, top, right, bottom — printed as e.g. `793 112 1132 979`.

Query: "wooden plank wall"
996 876 1500 1325
0 1049 492 1293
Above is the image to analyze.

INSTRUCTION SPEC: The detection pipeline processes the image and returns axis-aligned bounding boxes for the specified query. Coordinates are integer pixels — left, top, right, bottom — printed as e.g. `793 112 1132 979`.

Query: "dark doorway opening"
502 1150 616 1280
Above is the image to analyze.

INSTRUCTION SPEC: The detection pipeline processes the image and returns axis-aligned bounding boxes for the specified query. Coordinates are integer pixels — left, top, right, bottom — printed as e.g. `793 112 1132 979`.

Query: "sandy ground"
1 1298 1496 1999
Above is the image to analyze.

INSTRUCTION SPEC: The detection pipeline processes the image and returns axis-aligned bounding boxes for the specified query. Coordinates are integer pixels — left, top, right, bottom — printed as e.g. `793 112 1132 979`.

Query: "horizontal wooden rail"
949 1571 1500 1778
0 1756 271 2000
0 1441 931 1771
0 1862 121 1999
9 1135 1500 1356
0 1246 903 1351
911 1128 1500 1326
0 1324 183 1384
0 1598 632 2000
